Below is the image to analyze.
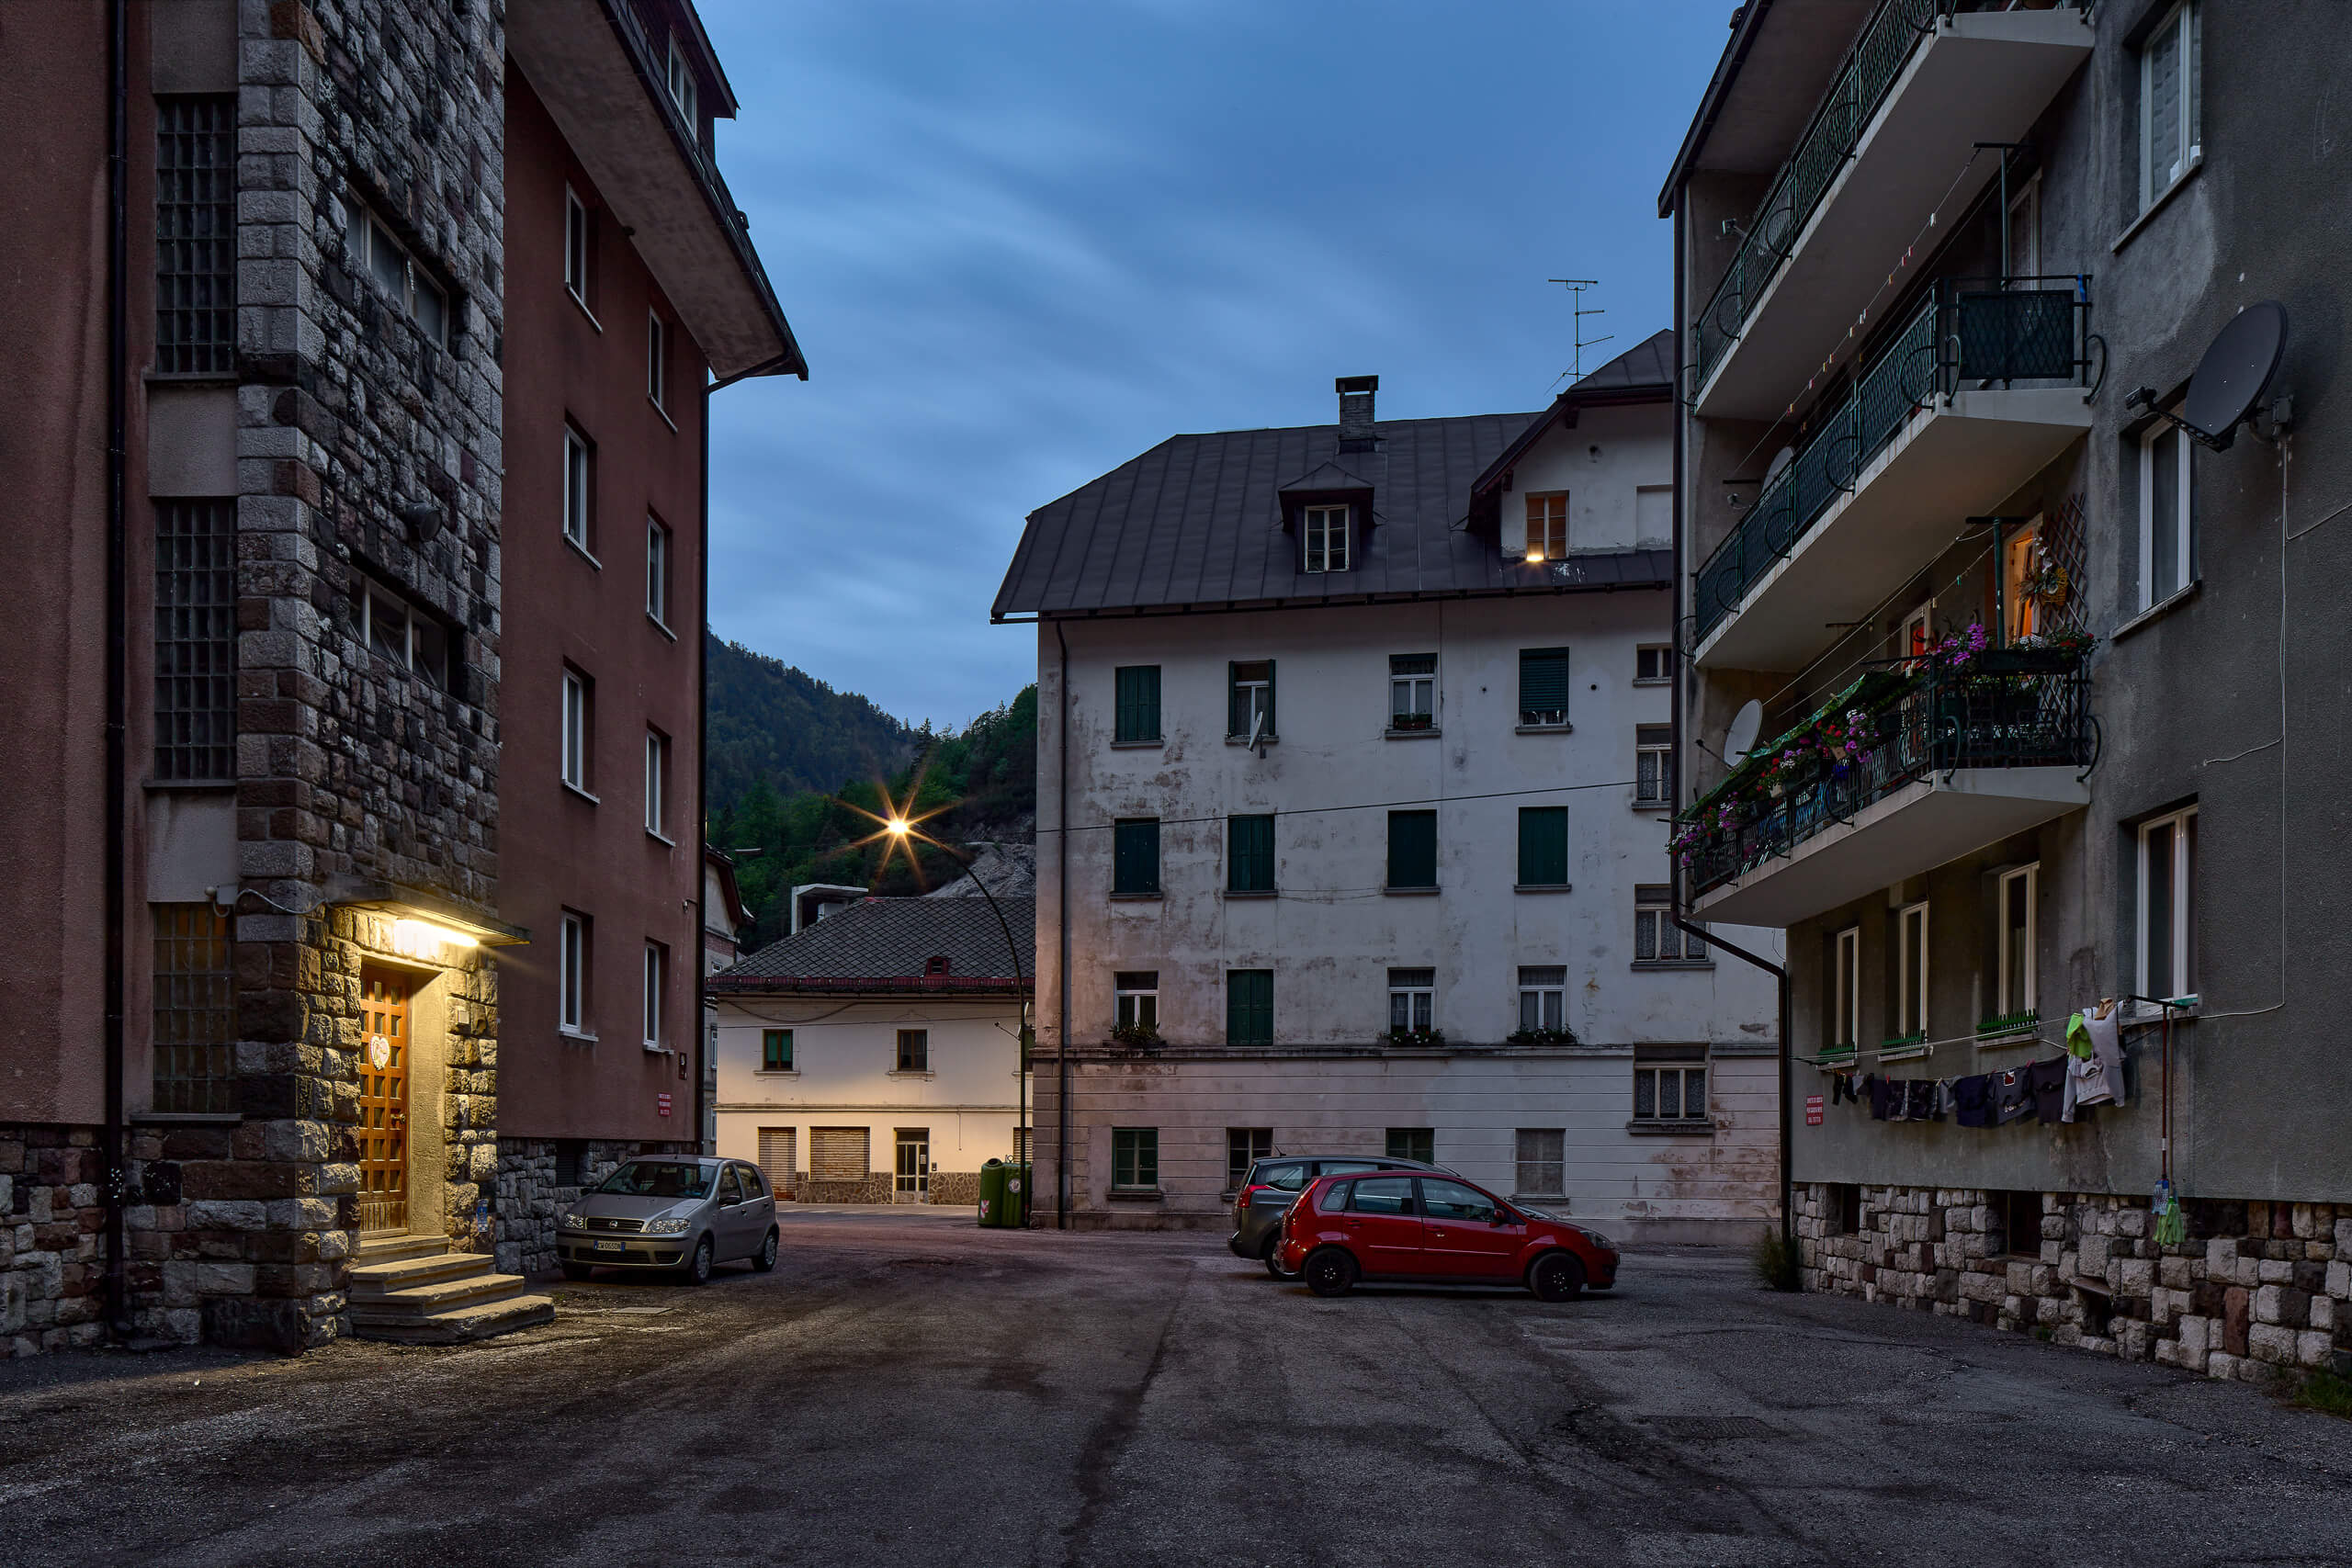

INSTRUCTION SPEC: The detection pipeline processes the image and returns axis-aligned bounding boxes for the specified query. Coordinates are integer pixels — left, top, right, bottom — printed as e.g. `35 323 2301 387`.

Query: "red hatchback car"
1277 1170 1618 1300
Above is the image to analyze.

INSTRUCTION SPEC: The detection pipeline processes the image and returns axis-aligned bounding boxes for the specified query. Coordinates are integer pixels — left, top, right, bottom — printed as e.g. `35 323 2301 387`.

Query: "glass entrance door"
894 1129 930 1201
356 967 412 1234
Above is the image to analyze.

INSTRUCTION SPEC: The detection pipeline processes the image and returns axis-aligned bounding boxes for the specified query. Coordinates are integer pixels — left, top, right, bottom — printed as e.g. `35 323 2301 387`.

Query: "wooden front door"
356 967 412 1234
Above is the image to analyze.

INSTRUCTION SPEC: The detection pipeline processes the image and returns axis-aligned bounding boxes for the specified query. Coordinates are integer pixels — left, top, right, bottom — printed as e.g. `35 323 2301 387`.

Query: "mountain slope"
704 634 919 818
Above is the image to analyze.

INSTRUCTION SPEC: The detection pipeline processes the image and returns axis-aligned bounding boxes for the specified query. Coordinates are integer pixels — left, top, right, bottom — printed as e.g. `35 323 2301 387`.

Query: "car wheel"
684 1236 714 1286
560 1261 593 1281
751 1228 779 1273
1260 1233 1291 1279
1303 1247 1358 1298
1529 1250 1586 1302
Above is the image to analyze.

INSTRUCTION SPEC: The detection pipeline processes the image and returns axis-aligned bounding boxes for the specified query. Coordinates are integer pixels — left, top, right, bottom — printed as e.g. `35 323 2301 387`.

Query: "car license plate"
594 1239 626 1254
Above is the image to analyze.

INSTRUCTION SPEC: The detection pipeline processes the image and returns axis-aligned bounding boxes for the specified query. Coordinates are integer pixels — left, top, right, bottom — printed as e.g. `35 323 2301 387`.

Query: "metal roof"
712 896 1035 994
1471 330 1678 501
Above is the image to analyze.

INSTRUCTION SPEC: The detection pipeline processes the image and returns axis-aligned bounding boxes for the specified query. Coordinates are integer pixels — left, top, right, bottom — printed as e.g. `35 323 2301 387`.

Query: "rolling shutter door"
809 1126 870 1181
758 1127 797 1197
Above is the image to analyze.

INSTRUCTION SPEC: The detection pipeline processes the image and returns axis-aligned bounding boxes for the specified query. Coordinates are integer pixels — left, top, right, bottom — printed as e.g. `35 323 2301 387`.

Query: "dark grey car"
1227 1155 1450 1277
558 1156 779 1284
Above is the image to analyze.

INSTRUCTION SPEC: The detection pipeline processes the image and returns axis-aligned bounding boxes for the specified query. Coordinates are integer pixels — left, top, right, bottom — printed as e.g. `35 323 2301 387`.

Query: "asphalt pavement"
4 1214 2350 1567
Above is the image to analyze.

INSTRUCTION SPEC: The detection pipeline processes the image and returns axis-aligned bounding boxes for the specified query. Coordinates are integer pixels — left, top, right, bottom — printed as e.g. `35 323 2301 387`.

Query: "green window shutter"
762 1030 793 1070
1114 818 1160 895
1228 814 1275 892
1227 969 1273 1045
1519 647 1572 725
1114 665 1160 743
1518 807 1568 886
1387 810 1438 888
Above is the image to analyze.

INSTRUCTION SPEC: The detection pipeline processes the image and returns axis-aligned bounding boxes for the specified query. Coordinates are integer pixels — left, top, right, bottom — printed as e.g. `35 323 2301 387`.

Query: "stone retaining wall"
1 1128 107 1358
1796 1182 2352 1382
494 1138 693 1277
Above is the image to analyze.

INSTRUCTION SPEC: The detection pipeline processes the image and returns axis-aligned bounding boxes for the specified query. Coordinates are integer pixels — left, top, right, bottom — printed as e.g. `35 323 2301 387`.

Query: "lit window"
2139 807 2198 1002
1524 492 1566 561
561 668 592 792
645 516 671 626
1634 885 1704 964
2138 1 2199 212
1517 966 1566 1034
1114 971 1159 1033
1389 653 1435 730
2001 518 2044 641
1385 967 1435 1035
560 910 590 1034
2140 417 2194 608
644 728 669 838
563 427 594 553
1302 504 1350 572
642 941 666 1049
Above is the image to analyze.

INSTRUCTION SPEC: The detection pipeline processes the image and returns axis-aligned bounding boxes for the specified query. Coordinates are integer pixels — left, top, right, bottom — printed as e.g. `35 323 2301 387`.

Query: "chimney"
1336 375 1378 449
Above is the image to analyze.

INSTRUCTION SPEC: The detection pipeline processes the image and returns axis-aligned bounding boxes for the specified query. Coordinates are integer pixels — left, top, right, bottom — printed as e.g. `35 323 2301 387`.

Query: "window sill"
1383 886 1441 897
1633 959 1713 971
143 370 240 387
642 1041 671 1055
130 1111 242 1125
1105 1189 1165 1202
1626 1119 1714 1137
564 535 603 570
1632 677 1670 688
1631 801 1672 813
569 288 603 333
646 829 675 847
2111 579 2200 644
562 781 601 806
1109 737 1162 749
1384 726 1441 739
142 777 238 793
2110 153 2202 255
887 1070 936 1080
650 395 676 433
753 1069 800 1078
647 613 676 642
1223 888 1279 899
1513 884 1573 895
1515 723 1573 735
1108 891 1163 902
1225 736 1279 747
559 1028 599 1045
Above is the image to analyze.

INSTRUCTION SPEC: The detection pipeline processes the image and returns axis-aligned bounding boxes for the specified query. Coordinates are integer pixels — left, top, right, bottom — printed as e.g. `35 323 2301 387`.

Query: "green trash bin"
1001 1160 1031 1227
978 1159 1008 1226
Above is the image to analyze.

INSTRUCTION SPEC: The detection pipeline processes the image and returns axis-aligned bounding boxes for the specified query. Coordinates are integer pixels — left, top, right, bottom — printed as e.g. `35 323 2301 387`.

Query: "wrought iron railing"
1679 653 2093 899
1692 276 2091 645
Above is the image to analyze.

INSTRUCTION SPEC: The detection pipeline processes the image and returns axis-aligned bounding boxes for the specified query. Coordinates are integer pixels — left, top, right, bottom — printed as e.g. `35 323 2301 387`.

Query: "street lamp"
885 819 1033 1219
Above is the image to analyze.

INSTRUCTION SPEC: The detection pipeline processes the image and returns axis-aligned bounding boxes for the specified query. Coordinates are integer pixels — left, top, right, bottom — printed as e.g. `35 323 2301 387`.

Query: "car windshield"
596 1160 712 1200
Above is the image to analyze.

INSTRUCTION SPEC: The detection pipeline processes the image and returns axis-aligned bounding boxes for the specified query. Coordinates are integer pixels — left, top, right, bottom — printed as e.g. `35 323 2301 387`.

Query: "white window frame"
1832 926 1860 1050
563 186 592 310
647 311 668 411
2137 806 2199 1003
2139 418 2194 610
563 427 594 556
1633 1057 1709 1122
1114 971 1159 1033
1634 889 1704 964
559 910 589 1035
1896 900 1929 1040
561 668 590 794
641 941 666 1051
1302 504 1350 573
1513 1128 1565 1198
1996 863 2039 1020
1898 602 1933 667
338 197 448 347
644 728 669 840
645 515 671 627
1524 492 1567 563
1385 968 1435 1034
666 35 699 125
1517 966 1566 1033
2138 0 2199 213
1634 728 1673 807
1634 644 1674 684
1388 653 1435 728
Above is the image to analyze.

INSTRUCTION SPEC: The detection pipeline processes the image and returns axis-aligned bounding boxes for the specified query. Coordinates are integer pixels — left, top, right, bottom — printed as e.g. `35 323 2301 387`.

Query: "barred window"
153 903 236 1113
156 96 236 375
154 500 237 782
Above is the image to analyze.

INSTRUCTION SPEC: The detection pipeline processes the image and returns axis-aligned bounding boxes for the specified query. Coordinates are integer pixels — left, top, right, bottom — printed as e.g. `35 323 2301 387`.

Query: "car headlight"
645 1217 692 1235
1579 1228 1616 1253
560 1212 589 1231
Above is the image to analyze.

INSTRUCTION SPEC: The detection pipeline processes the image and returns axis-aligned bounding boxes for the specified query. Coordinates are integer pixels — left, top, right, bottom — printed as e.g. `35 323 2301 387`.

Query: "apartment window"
641 942 667 1049
155 96 236 374
1228 660 1275 740
2008 175 2042 281
2138 0 2199 212
564 186 592 306
340 197 447 345
1514 1129 1565 1198
1634 645 1674 684
152 903 235 1113
2001 518 2043 642
644 728 670 838
1997 863 2039 1020
354 575 450 688
1519 647 1571 728
666 34 699 124
2139 807 2199 1001
761 1029 794 1071
563 426 594 554
1898 603 1934 667
647 311 668 410
896 1029 930 1073
1635 726 1674 807
561 668 593 793
1227 1128 1272 1190
1518 965 1566 1033
1517 807 1568 888
559 910 590 1034
1525 492 1567 562
1113 818 1160 896
1634 1045 1709 1123
1227 970 1273 1046
645 516 672 627
1389 654 1436 730
1302 504 1351 573
153 500 236 782
1896 900 1929 1040
1111 1128 1159 1191
1386 968 1435 1034
1114 971 1159 1033
1830 926 1860 1051
1634 886 1705 964
1386 1128 1434 1164
1114 665 1161 742
1227 814 1275 893
2140 418 2195 608
1386 810 1437 891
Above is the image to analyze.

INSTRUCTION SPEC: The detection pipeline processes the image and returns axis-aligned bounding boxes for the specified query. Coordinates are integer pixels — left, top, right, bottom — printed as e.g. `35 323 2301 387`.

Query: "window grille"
153 903 236 1113
156 96 235 374
154 500 237 782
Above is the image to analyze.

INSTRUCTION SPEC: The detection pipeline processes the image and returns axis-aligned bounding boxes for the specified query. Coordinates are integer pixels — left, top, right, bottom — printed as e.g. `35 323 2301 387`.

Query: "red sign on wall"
1804 1094 1824 1126
657 1092 673 1118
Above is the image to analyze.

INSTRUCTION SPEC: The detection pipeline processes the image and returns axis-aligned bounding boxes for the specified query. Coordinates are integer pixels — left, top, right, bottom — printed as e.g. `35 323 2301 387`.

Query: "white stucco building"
992 337 1782 1241
708 895 1033 1204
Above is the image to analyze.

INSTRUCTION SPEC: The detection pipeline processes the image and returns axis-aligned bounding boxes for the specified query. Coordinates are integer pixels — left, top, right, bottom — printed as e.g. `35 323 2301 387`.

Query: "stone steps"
347 1237 555 1346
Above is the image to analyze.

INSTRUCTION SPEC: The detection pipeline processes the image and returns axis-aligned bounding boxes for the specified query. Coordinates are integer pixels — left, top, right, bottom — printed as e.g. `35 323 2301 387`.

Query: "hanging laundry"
1995 1067 2035 1124
2028 1058 2070 1125
2081 1008 2125 1104
1832 1072 1863 1107
1905 1079 1942 1122
1952 1074 1996 1129
1865 1074 1893 1121
2065 1012 2095 1059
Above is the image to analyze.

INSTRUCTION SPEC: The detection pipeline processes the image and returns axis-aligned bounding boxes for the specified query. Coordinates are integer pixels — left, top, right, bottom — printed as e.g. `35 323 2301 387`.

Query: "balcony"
1680 650 2093 928
1692 278 2094 672
1691 0 2091 422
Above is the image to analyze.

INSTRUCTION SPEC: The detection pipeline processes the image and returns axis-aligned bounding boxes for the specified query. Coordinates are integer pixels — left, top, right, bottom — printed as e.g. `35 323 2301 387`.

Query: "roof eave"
1658 0 1777 218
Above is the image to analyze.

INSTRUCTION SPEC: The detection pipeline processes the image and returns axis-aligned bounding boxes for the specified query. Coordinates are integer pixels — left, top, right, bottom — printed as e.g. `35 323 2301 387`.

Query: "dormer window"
666 36 699 126
1525 492 1567 563
1303 504 1351 573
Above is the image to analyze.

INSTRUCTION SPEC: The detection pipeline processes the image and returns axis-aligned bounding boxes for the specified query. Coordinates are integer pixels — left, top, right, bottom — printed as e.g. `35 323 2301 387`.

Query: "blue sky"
699 2 1731 729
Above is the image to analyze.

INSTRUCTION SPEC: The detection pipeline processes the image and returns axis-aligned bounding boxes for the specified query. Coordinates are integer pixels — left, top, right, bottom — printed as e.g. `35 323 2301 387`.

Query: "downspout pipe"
692 373 714 1153
103 0 132 1337
1054 620 1071 1229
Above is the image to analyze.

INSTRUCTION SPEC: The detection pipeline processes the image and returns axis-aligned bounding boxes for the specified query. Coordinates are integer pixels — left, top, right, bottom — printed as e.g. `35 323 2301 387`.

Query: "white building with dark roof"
993 343 1783 1241
708 895 1035 1205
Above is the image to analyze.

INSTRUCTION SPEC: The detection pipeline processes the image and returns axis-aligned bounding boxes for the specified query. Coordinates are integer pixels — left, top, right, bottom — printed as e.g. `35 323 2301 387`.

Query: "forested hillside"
704 635 919 818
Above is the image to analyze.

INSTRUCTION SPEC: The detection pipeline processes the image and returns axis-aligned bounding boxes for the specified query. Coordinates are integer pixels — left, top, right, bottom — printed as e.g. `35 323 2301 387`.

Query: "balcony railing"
1692 276 2091 647
1678 649 2094 900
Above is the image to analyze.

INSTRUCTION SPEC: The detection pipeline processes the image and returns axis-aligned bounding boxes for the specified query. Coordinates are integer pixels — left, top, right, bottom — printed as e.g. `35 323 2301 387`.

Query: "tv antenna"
1550 277 1613 382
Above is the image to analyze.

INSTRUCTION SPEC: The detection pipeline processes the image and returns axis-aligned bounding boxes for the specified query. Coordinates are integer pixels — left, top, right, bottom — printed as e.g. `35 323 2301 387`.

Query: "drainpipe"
102 0 133 1337
692 373 713 1154
1054 620 1071 1229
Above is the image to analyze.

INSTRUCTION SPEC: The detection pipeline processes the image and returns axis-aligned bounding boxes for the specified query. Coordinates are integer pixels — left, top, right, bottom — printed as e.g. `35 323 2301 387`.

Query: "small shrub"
1752 1227 1800 1292
2294 1367 2352 1419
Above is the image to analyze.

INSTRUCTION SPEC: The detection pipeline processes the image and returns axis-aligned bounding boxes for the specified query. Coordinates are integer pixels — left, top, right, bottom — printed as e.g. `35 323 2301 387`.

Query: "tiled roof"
711 895 1035 994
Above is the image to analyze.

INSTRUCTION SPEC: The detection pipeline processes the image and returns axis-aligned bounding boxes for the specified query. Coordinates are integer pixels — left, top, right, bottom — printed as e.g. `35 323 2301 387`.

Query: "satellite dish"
1724 700 1763 766
2142 301 2288 452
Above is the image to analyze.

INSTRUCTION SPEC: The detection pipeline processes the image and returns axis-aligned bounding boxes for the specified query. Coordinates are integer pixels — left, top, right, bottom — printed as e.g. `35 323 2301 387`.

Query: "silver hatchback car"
558 1156 778 1284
